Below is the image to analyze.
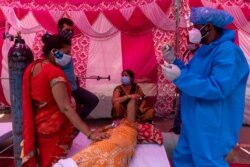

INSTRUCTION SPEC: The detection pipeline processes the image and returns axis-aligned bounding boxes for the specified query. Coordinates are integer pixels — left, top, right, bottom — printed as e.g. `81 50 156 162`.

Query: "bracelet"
87 131 93 139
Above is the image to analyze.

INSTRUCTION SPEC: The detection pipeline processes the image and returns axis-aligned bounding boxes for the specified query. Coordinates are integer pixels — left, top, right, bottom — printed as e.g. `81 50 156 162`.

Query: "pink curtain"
140 2 172 31
104 7 153 35
1 7 43 34
85 11 100 25
242 7 250 21
0 27 8 106
157 0 172 11
0 9 5 27
14 8 29 20
224 6 250 35
188 0 203 7
68 11 118 38
32 9 57 33
121 32 157 83
226 23 239 44
19 0 117 5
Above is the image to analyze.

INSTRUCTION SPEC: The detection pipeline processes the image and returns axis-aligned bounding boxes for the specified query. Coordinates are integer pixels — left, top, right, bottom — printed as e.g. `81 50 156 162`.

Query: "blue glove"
161 62 181 81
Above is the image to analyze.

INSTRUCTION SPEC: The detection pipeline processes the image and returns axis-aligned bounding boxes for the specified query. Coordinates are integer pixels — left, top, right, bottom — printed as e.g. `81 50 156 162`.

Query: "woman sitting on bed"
111 69 155 123
53 97 138 167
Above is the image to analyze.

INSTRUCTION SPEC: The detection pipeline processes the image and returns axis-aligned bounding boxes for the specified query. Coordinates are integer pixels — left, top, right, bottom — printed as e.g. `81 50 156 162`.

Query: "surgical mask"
54 51 72 66
121 76 131 85
59 29 74 39
188 25 208 44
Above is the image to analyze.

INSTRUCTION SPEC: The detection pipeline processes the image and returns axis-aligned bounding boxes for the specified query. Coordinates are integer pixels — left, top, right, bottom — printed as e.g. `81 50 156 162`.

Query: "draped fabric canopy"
8 0 126 5
0 0 185 117
0 0 249 119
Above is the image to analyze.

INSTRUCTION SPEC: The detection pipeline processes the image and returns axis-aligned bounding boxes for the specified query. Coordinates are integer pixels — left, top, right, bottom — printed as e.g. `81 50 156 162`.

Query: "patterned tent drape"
0 0 249 119
0 0 187 117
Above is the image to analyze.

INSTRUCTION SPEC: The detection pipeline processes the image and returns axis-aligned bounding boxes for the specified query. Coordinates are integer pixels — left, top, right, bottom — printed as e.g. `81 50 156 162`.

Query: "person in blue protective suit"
163 43 199 135
161 7 250 167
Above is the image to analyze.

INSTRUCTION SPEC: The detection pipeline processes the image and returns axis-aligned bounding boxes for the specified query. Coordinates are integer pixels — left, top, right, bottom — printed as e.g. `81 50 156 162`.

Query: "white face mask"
188 28 202 44
188 25 208 44
55 53 72 66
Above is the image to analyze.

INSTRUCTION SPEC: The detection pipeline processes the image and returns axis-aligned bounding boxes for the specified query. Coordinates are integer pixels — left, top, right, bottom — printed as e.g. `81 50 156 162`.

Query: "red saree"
22 59 74 167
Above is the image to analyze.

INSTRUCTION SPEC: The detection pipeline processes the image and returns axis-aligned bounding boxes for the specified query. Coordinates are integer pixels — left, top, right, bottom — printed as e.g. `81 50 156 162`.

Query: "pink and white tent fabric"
0 0 190 117
0 0 249 121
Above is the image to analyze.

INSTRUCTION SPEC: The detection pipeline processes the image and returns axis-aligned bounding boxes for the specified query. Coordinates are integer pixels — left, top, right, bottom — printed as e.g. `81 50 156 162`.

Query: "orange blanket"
72 121 137 167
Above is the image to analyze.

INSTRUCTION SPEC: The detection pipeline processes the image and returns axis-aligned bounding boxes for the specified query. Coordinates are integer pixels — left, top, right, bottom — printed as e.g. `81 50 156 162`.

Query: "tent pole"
174 0 181 55
174 0 182 115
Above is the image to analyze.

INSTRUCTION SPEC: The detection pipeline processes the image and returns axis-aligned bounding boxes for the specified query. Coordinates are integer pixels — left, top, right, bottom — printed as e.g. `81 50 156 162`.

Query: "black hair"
122 69 135 83
41 33 71 56
57 18 74 29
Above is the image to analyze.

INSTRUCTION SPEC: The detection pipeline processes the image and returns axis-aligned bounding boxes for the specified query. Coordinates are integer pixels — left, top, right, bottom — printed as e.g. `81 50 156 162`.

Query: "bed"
1 122 171 166
0 122 12 142
66 133 171 167
0 122 13 156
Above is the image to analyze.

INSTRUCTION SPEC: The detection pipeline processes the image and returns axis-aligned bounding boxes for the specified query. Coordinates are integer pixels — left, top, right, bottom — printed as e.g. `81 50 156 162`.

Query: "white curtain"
139 2 188 31
238 29 250 125
68 11 119 39
0 6 43 34
224 6 250 35
1 11 43 104
86 13 122 118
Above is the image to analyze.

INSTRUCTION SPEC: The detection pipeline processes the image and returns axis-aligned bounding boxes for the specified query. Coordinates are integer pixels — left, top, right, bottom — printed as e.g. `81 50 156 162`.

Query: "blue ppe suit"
172 30 249 167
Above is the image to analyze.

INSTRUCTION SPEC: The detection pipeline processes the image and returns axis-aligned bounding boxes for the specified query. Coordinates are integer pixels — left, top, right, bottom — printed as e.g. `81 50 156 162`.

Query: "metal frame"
0 133 14 159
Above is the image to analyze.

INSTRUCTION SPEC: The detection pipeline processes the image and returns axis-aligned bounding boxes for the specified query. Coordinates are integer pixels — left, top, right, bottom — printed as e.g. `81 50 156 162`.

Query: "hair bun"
42 32 52 44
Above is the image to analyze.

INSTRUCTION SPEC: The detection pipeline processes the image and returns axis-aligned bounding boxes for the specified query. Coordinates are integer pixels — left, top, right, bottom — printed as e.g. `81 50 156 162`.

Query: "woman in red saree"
21 34 108 167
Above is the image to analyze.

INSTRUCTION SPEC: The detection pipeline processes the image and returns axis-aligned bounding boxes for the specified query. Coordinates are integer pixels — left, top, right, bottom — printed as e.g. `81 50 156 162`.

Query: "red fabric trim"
85 11 100 25
156 0 172 12
241 7 250 21
104 7 153 35
19 0 118 5
0 10 5 28
32 9 57 34
188 0 203 7
14 8 29 20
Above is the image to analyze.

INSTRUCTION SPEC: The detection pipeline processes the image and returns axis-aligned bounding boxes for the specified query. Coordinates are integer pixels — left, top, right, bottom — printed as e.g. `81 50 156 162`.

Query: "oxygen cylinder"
8 37 34 166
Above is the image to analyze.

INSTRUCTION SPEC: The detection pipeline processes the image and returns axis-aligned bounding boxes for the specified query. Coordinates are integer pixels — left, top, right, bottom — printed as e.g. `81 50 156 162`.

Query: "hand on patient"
89 130 110 142
161 61 181 81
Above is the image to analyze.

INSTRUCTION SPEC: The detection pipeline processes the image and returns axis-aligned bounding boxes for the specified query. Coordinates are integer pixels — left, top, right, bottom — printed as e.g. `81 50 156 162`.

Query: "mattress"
0 122 12 142
66 133 171 167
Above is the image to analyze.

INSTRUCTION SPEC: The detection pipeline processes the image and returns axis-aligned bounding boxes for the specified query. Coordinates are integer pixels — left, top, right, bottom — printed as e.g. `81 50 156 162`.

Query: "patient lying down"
53 99 138 167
